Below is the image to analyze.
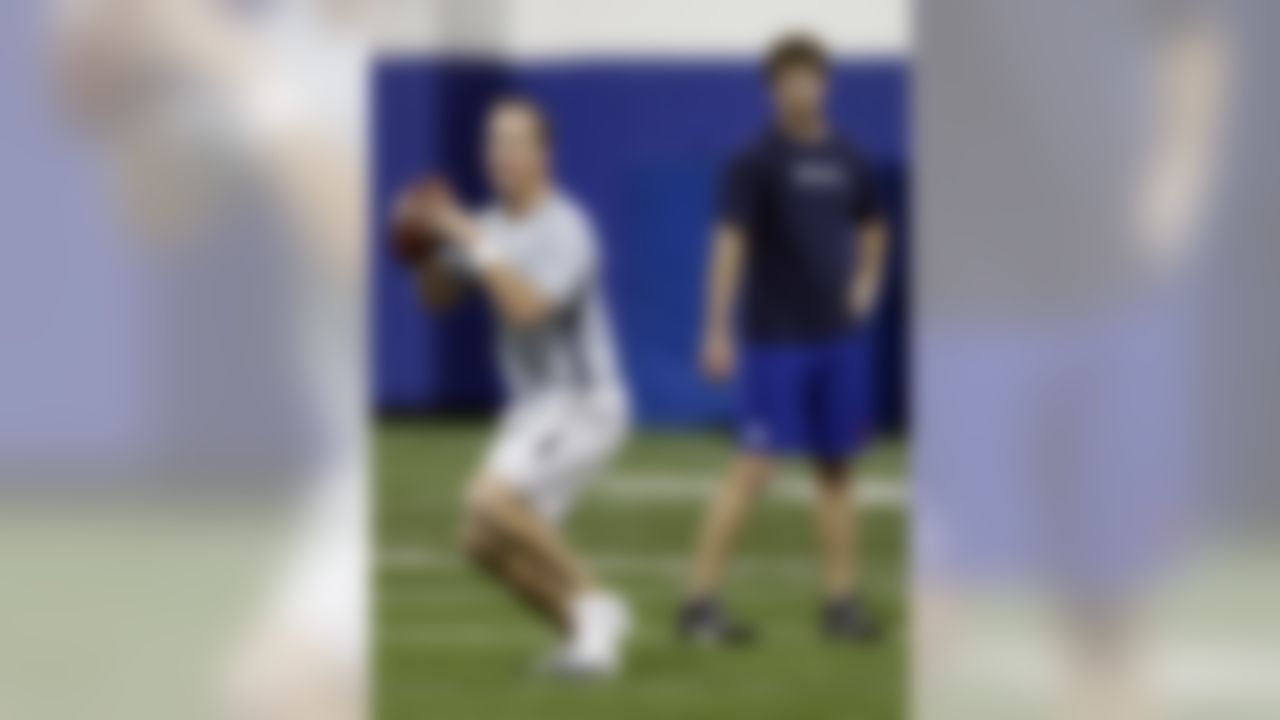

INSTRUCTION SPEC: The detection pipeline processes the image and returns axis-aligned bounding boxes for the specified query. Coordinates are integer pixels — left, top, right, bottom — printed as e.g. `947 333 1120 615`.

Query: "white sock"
567 591 629 667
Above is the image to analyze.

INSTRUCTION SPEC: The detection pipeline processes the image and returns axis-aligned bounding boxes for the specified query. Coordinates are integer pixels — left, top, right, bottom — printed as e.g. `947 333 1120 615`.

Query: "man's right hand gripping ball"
390 177 450 267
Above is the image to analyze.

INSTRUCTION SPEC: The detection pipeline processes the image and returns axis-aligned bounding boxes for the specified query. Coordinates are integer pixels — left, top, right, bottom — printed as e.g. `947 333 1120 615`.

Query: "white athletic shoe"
554 591 631 679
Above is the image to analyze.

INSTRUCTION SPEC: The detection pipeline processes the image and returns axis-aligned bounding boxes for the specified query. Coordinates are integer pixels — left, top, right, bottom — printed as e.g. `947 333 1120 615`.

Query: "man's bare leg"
687 454 773 597
461 477 630 673
813 460 879 641
463 511 571 631
461 478 593 629
677 454 772 643
813 460 857 599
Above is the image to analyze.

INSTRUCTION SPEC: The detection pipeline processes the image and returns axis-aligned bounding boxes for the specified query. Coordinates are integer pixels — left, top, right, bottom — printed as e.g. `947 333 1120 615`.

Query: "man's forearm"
473 263 553 329
705 225 746 337
432 212 556 328
852 219 889 318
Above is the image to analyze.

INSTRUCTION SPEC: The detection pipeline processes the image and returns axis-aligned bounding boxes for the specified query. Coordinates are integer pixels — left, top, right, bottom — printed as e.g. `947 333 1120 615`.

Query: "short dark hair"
489 94 555 147
764 33 831 81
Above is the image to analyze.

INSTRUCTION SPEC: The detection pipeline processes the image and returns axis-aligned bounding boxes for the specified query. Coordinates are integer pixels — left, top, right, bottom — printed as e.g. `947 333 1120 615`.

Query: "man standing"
398 97 632 676
679 34 889 644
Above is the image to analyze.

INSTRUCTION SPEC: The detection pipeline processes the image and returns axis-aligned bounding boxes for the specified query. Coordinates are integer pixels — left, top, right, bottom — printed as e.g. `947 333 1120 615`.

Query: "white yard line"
594 472 906 509
382 471 906 573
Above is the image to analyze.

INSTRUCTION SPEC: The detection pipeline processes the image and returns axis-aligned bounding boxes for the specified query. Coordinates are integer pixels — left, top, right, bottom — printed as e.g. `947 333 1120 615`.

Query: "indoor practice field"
376 421 907 719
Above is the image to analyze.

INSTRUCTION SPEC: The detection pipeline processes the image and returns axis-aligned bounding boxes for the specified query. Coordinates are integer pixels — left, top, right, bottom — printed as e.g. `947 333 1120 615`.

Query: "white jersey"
476 190 629 522
479 190 626 404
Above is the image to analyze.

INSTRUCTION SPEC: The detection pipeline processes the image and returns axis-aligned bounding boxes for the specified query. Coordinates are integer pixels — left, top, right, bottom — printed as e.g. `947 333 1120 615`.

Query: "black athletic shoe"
822 596 882 643
677 597 755 646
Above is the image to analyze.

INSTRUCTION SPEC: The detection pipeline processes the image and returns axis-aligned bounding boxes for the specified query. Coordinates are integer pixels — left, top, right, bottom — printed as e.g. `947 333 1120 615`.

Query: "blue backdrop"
373 58 910 431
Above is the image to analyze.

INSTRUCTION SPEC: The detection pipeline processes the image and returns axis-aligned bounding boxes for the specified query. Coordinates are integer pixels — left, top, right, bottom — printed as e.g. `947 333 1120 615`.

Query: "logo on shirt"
791 161 847 191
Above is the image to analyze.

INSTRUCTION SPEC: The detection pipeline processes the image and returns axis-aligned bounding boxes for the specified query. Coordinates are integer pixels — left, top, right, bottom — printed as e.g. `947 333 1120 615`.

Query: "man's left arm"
850 217 890 324
437 215 560 329
427 190 582 330
847 151 890 324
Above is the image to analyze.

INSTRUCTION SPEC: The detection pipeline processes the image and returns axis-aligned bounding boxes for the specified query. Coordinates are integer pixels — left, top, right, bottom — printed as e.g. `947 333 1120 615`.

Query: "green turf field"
377 421 907 719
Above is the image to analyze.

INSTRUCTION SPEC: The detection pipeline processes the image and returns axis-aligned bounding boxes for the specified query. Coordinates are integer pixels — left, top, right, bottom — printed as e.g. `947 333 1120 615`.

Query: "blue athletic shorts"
738 333 871 461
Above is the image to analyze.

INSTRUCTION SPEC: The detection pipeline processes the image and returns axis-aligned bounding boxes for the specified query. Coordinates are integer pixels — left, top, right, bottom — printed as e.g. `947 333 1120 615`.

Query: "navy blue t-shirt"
721 130 882 343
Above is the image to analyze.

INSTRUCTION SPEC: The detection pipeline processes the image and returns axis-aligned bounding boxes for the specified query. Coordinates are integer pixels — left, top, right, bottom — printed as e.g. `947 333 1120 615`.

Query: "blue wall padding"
373 59 910 431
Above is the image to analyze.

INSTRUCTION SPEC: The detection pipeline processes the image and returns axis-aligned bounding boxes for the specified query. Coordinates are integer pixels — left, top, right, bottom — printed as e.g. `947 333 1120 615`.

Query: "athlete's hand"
700 328 736 382
849 277 881 325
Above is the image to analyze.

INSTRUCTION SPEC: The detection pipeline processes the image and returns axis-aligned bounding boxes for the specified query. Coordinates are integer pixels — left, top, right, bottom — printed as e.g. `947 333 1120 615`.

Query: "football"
390 177 449 266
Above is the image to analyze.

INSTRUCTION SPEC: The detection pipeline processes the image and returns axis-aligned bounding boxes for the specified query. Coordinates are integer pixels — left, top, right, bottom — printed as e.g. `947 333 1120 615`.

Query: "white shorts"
482 390 629 523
